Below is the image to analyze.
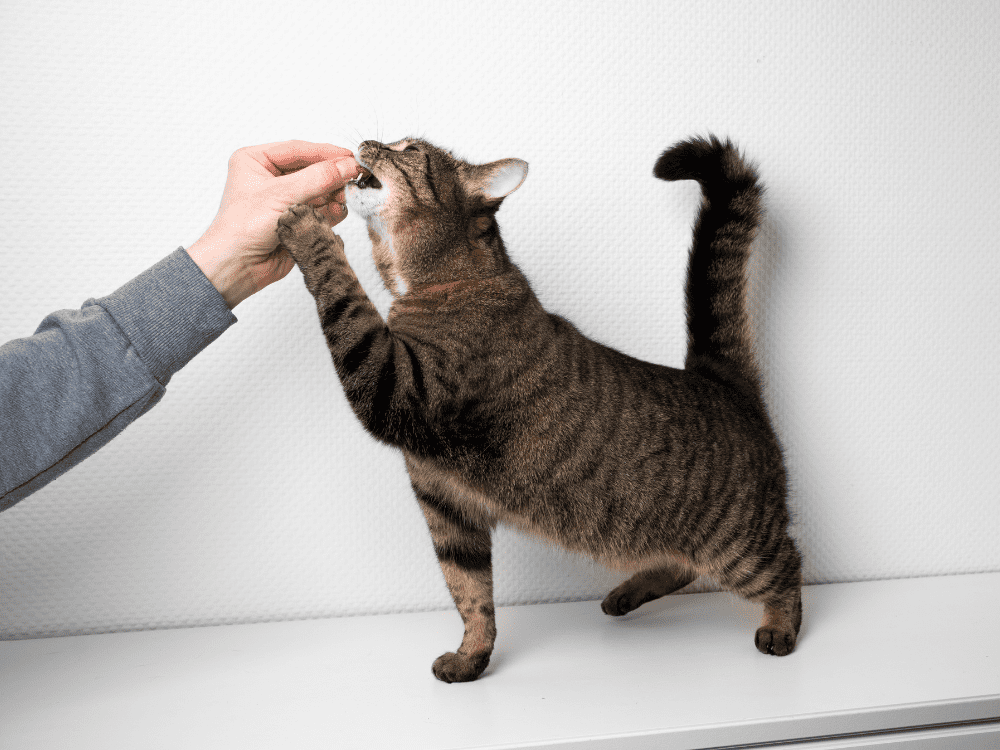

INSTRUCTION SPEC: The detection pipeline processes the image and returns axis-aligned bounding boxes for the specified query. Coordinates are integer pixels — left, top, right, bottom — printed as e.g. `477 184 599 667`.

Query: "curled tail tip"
653 134 758 187
653 134 728 181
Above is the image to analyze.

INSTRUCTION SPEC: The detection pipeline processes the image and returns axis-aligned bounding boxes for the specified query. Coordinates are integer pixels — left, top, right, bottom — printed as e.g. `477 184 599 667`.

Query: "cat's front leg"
411 481 496 683
278 205 432 450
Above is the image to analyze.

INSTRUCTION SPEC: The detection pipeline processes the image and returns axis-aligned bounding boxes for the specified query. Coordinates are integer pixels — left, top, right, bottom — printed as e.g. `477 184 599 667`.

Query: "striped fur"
277 135 802 682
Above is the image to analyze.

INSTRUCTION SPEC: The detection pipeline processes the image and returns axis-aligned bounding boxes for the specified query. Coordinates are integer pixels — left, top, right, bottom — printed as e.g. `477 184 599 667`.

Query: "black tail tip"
653 134 748 184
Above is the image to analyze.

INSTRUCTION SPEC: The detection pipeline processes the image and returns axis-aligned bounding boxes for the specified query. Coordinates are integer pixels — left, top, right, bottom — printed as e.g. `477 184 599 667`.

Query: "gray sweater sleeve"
0 248 237 512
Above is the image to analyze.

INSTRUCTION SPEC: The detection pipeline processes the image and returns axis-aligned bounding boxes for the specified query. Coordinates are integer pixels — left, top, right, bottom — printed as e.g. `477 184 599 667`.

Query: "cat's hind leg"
717 532 803 656
601 558 697 616
754 579 802 657
411 481 496 683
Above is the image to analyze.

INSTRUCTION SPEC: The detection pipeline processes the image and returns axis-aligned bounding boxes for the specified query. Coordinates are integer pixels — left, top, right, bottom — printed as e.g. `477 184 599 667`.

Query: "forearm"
0 249 236 512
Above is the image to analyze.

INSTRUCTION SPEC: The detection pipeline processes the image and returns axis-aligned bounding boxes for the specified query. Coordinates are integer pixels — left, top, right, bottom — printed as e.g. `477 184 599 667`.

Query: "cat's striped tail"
654 135 765 405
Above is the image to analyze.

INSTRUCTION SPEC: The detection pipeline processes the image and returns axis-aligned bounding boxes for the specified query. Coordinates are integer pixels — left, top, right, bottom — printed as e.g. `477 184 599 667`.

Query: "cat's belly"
402 450 694 573
403 451 504 529
403 450 577 545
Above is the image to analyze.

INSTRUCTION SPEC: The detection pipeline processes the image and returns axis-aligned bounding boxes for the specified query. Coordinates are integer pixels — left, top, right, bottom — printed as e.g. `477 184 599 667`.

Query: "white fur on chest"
346 185 408 297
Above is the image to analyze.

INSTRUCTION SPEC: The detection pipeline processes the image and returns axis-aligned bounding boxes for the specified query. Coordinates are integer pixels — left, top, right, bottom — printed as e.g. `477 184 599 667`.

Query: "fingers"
307 186 346 208
233 140 356 176
281 157 361 205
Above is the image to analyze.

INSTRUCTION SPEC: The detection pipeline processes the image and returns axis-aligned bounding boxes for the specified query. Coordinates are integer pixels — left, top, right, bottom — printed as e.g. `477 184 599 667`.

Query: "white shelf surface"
2 573 998 749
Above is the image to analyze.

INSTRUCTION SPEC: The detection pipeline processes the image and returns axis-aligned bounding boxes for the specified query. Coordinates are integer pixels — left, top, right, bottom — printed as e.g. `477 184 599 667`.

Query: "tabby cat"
277 135 802 683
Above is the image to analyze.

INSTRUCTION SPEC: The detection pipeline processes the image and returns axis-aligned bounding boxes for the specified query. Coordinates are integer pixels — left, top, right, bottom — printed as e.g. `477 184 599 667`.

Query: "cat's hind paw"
601 587 662 617
754 626 797 656
600 565 697 616
432 651 490 683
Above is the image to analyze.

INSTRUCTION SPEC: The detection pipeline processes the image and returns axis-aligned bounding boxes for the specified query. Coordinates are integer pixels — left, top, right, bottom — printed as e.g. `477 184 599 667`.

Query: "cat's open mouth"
353 167 382 190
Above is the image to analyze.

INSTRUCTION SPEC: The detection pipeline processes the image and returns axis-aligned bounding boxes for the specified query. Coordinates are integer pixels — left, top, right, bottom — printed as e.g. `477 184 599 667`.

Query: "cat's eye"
404 145 419 152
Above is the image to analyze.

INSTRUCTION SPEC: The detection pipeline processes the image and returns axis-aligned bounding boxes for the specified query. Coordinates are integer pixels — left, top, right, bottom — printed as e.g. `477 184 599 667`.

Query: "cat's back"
516 309 773 446
392 269 776 459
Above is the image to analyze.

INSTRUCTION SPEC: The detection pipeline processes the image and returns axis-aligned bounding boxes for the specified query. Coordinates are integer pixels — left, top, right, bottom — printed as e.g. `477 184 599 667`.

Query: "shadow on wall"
747 212 816 580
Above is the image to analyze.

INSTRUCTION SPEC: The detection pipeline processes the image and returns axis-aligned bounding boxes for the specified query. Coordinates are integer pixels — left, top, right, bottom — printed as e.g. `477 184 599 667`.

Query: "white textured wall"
1 1 998 639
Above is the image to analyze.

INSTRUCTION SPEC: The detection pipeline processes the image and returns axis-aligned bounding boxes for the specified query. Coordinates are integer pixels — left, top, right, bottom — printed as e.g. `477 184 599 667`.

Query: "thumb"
280 157 361 205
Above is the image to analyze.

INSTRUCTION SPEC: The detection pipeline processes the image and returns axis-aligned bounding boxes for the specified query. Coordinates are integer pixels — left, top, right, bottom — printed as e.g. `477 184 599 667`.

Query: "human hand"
186 140 361 308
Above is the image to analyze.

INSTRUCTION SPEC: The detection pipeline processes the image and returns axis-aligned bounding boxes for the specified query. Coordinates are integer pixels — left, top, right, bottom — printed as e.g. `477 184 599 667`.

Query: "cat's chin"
345 163 388 217
344 183 385 220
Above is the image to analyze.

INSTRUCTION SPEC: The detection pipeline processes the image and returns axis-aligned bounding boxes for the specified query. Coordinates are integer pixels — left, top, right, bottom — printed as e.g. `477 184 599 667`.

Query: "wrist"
185 233 254 309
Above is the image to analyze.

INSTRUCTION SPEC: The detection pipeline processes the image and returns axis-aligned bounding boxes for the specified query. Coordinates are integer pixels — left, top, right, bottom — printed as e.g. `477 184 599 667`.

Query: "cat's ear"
468 159 528 201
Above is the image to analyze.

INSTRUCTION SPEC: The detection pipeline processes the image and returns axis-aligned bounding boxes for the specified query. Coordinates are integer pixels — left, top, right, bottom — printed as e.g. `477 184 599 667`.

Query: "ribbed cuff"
97 248 238 385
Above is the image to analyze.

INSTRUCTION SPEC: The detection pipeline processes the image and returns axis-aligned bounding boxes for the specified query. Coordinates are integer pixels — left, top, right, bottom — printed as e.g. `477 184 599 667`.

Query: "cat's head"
344 138 527 296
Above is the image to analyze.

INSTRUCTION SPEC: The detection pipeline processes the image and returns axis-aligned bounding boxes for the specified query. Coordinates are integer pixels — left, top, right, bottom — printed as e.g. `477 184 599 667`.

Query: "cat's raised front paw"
277 204 325 241
276 204 343 266
432 650 490 683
